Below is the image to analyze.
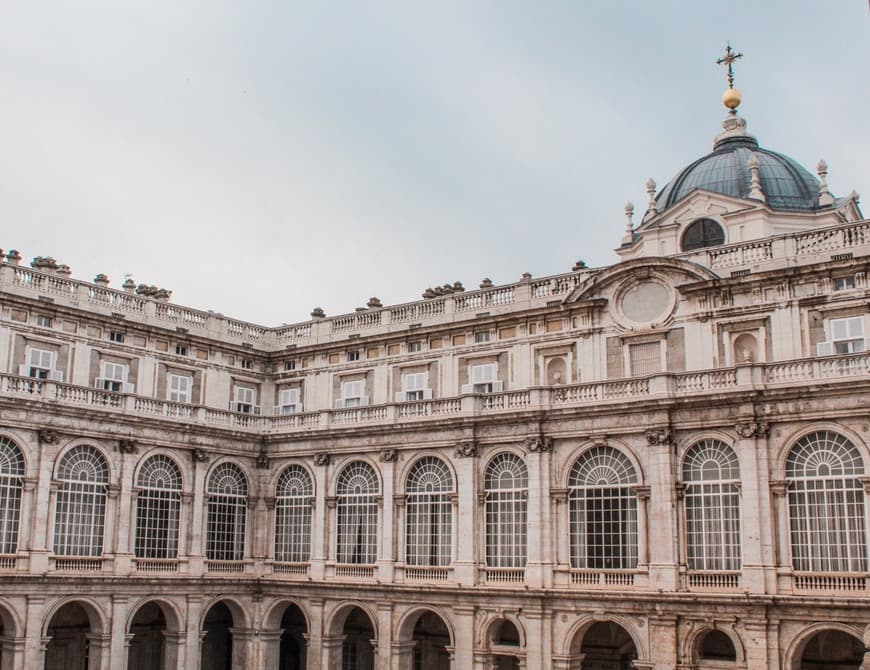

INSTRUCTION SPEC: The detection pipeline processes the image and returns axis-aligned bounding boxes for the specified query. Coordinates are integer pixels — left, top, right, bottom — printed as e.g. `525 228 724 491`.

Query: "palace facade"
1 97 869 670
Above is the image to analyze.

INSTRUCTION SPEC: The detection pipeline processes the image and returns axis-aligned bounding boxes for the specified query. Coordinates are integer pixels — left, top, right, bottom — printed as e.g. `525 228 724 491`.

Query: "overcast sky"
2 2 868 325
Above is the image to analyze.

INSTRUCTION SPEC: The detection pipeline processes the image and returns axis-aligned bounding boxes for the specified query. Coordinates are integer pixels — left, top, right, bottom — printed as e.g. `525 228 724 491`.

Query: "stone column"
320 635 344 670
634 485 651 570
184 595 203 670
452 606 475 669
647 614 677 670
453 446 478 585
229 628 255 669
22 595 46 668
109 595 131 669
259 629 283 670
521 608 545 670
646 436 678 591
163 630 186 670
742 619 770 668
17 477 36 557
378 456 396 582
376 602 392 670
551 488 569 581
178 492 193 560
306 598 325 670
0 634 25 670
392 640 416 670
114 446 137 574
524 438 552 588
310 457 329 580
735 421 773 593
28 439 56 573
188 457 208 576
85 632 112 670
769 480 791 584
104 484 121 571
394 495 406 573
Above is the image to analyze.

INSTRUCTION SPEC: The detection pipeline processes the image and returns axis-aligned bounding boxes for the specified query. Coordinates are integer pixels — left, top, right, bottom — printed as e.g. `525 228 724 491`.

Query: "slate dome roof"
655 132 824 212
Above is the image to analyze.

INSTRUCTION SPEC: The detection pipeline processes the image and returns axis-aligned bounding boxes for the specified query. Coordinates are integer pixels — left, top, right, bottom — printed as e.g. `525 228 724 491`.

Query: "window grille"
405 457 453 566
0 437 24 554
568 446 638 569
682 439 741 571
54 446 108 557
484 453 528 568
786 431 867 573
336 462 379 564
275 465 313 563
134 455 182 559
629 341 661 376
206 463 248 561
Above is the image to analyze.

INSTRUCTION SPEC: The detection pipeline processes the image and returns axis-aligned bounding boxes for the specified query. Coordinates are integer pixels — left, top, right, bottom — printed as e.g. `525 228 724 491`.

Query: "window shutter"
123 382 135 394
422 388 433 400
395 391 406 403
491 380 504 392
359 395 369 406
18 364 29 376
461 384 474 394
816 342 834 356
49 370 64 382
335 398 345 409
296 402 303 413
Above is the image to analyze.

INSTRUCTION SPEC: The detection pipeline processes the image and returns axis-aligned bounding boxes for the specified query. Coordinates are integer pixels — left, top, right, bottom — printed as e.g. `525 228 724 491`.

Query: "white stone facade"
0 116 869 669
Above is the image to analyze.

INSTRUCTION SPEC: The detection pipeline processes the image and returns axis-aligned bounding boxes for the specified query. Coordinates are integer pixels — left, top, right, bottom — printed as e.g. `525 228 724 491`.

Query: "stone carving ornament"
314 452 331 466
37 429 59 445
525 436 553 453
734 420 770 439
455 442 478 458
380 449 398 463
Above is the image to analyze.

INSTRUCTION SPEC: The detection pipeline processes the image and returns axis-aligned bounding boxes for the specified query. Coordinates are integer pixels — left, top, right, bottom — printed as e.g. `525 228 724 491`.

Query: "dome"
655 129 824 212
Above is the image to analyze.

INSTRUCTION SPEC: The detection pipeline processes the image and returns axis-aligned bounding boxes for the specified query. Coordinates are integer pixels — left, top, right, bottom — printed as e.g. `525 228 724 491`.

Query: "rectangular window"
108 331 125 343
402 372 431 401
99 361 129 392
284 360 296 371
175 344 188 356
407 341 423 353
629 342 662 376
474 331 491 343
833 276 856 291
829 316 865 354
233 386 256 413
24 347 55 379
35 314 53 328
240 359 253 370
340 380 367 408
168 374 192 404
468 363 499 393
347 350 360 362
278 388 302 414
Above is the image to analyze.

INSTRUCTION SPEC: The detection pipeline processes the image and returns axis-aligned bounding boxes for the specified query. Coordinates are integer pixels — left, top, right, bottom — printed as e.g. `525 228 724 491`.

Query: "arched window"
683 439 741 571
569 446 638 569
405 457 453 566
0 437 24 554
484 453 528 568
336 462 379 564
54 446 108 557
135 455 182 559
786 431 867 572
206 463 248 561
681 218 725 251
274 465 313 563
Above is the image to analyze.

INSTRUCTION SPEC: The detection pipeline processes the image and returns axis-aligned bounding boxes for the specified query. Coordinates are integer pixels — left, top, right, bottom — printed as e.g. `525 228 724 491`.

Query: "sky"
1 2 868 326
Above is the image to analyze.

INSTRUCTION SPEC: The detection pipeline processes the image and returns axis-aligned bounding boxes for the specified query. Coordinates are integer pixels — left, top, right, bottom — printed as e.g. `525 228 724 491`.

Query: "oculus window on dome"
681 219 725 251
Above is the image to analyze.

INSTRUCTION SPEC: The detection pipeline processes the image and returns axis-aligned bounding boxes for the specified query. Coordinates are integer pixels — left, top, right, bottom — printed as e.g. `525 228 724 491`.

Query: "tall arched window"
405 456 453 566
336 461 379 564
787 431 867 572
569 446 638 569
54 446 108 557
0 437 24 555
484 453 528 568
274 464 313 563
206 463 248 561
683 439 741 571
135 455 182 559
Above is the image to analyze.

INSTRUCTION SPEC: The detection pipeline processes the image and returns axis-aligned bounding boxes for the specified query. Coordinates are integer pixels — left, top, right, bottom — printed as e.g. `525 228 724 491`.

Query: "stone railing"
1 353 867 436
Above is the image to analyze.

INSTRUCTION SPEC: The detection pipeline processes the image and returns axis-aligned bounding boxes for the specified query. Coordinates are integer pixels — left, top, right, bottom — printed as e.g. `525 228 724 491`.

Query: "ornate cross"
716 42 743 89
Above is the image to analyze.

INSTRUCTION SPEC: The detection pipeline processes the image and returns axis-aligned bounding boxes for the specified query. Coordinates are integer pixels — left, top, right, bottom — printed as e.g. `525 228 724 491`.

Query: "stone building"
0 84 869 670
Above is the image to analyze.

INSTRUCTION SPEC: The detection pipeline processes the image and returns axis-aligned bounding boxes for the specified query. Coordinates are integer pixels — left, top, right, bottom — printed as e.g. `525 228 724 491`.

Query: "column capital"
769 479 788 497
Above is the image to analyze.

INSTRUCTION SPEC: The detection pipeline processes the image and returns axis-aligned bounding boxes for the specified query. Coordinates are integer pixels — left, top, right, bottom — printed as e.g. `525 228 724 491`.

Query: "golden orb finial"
722 87 742 110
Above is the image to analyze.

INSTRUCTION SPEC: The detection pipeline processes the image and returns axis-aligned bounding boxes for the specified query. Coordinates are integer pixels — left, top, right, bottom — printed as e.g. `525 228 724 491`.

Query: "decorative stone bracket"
380 449 398 463
191 448 209 464
37 429 60 445
314 453 331 466
735 419 770 439
645 428 672 446
118 439 138 454
525 436 553 453
455 442 478 458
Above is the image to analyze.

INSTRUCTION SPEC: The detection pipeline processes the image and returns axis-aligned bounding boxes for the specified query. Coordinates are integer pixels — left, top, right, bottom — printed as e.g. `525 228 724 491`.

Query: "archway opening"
201 602 234 670
579 621 637 670
127 602 166 670
800 630 864 669
44 602 93 670
279 604 307 670
699 630 736 662
341 607 375 670
411 611 451 670
489 619 521 670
